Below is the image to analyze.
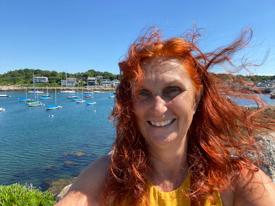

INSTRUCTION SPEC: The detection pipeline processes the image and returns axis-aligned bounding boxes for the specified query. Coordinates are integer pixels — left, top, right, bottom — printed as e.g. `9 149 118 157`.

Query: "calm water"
0 91 274 190
0 91 115 190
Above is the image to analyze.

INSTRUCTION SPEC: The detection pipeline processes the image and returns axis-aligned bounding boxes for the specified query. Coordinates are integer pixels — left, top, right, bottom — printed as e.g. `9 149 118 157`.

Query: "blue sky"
0 0 274 75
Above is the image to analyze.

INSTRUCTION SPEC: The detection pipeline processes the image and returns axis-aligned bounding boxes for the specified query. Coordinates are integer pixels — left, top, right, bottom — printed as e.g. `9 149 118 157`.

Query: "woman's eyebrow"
162 79 186 88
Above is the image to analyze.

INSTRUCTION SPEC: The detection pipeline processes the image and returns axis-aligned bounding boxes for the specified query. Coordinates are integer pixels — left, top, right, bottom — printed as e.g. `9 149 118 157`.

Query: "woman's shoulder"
233 167 275 206
55 155 110 206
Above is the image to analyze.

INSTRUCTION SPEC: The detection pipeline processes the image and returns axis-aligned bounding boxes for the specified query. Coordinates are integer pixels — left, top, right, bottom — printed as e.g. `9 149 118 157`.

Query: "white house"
61 78 77 87
33 76 48 83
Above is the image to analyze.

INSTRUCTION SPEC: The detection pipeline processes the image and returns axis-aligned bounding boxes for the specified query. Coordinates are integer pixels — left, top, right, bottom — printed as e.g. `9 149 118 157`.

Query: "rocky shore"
257 132 275 182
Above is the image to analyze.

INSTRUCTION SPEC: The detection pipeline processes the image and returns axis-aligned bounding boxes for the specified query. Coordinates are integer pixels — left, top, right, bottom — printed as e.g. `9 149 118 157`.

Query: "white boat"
28 90 44 94
0 94 8 97
27 101 44 107
75 86 86 104
76 99 86 104
60 90 76 94
67 95 78 99
94 91 104 93
86 102 96 105
0 107 5 112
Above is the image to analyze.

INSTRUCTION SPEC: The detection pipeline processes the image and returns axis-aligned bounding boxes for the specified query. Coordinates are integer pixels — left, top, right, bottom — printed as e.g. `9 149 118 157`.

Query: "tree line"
0 68 119 86
0 68 273 86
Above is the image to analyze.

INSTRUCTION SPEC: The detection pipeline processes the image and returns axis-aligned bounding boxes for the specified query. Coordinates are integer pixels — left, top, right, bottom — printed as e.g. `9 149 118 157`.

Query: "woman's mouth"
147 119 176 127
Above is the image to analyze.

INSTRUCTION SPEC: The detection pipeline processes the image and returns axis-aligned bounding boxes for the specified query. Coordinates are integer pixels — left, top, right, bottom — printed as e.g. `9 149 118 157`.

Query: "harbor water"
0 91 274 190
0 91 115 190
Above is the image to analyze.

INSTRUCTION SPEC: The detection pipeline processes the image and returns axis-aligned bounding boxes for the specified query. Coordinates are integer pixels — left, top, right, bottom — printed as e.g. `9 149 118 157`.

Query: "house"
111 79 120 87
100 79 112 87
33 76 48 83
87 77 98 86
61 78 77 87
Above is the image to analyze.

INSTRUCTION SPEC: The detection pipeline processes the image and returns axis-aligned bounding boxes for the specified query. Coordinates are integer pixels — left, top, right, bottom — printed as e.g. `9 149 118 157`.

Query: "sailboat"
27 74 44 107
75 86 86 103
40 87 51 100
46 89 63 110
27 101 44 107
0 107 5 112
19 88 32 102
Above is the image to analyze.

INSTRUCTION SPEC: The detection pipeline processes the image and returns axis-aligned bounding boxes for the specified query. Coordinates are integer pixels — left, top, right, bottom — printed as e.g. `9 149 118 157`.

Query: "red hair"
101 28 274 205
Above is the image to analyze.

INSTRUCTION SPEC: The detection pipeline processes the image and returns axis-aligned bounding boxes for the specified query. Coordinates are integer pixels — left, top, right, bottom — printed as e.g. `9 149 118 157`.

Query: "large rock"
257 132 275 182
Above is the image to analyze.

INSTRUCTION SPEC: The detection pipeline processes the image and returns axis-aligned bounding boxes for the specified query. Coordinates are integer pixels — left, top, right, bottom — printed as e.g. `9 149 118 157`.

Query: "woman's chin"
148 132 179 146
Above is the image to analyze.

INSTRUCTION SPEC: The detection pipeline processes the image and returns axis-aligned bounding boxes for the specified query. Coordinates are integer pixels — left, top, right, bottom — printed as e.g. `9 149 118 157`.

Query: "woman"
56 29 275 206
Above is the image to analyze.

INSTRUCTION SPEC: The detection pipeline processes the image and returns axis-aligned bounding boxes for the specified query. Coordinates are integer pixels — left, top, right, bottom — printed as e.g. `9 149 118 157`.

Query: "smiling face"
133 58 199 149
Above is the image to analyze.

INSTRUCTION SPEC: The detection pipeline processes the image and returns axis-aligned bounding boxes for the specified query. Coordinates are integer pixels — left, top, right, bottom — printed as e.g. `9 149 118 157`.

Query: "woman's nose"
151 95 167 115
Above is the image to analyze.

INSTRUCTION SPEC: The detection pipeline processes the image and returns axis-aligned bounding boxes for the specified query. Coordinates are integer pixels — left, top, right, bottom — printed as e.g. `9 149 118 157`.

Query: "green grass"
0 184 56 206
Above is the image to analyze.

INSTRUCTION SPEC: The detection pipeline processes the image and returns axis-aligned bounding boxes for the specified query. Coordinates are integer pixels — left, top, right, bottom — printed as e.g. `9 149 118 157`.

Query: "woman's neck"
148 139 189 188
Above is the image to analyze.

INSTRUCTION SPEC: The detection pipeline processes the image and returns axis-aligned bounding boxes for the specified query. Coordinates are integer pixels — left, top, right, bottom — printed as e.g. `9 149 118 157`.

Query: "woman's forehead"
135 57 194 89
141 57 183 71
141 58 191 81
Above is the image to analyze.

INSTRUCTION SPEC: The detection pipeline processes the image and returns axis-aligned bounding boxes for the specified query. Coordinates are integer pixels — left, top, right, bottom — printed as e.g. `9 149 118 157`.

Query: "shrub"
0 184 56 206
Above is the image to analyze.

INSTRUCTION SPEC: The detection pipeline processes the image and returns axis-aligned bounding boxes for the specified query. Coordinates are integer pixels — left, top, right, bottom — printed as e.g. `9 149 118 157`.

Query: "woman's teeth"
148 119 175 127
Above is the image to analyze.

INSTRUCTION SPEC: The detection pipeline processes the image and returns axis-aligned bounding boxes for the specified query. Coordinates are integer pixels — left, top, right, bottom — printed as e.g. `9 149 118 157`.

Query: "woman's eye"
163 86 182 99
137 89 151 99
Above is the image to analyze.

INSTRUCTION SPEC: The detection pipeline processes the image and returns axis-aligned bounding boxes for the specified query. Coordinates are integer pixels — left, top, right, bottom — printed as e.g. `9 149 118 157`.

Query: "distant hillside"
0 68 274 86
214 73 275 82
0 68 119 86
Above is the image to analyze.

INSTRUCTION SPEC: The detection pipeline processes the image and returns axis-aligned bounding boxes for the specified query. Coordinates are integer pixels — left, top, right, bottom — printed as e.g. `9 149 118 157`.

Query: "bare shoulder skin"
233 168 275 206
218 168 275 206
55 155 110 206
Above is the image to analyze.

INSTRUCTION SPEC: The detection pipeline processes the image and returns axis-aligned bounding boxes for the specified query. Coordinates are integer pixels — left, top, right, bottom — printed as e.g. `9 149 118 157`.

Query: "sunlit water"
0 91 115 190
0 91 274 190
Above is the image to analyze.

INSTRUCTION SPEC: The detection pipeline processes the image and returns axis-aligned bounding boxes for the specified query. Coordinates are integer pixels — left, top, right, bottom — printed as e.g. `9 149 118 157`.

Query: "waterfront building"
111 79 120 88
100 79 112 87
33 76 48 83
87 77 98 86
61 78 77 87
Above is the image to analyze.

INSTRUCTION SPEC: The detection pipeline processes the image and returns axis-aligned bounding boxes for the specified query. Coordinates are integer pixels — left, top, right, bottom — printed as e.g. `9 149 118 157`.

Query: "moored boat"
86 101 96 105
60 90 76 94
28 90 44 94
46 104 63 110
0 94 9 97
76 99 86 104
27 101 44 107
84 94 93 99
67 95 78 99
45 89 62 110
19 97 32 102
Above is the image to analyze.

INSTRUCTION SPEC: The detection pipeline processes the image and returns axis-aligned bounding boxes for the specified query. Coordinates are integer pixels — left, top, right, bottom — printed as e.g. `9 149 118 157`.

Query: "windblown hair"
101 28 274 205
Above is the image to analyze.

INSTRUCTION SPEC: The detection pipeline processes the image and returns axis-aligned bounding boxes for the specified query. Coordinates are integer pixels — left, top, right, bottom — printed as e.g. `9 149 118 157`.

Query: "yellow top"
148 173 223 206
121 173 223 206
